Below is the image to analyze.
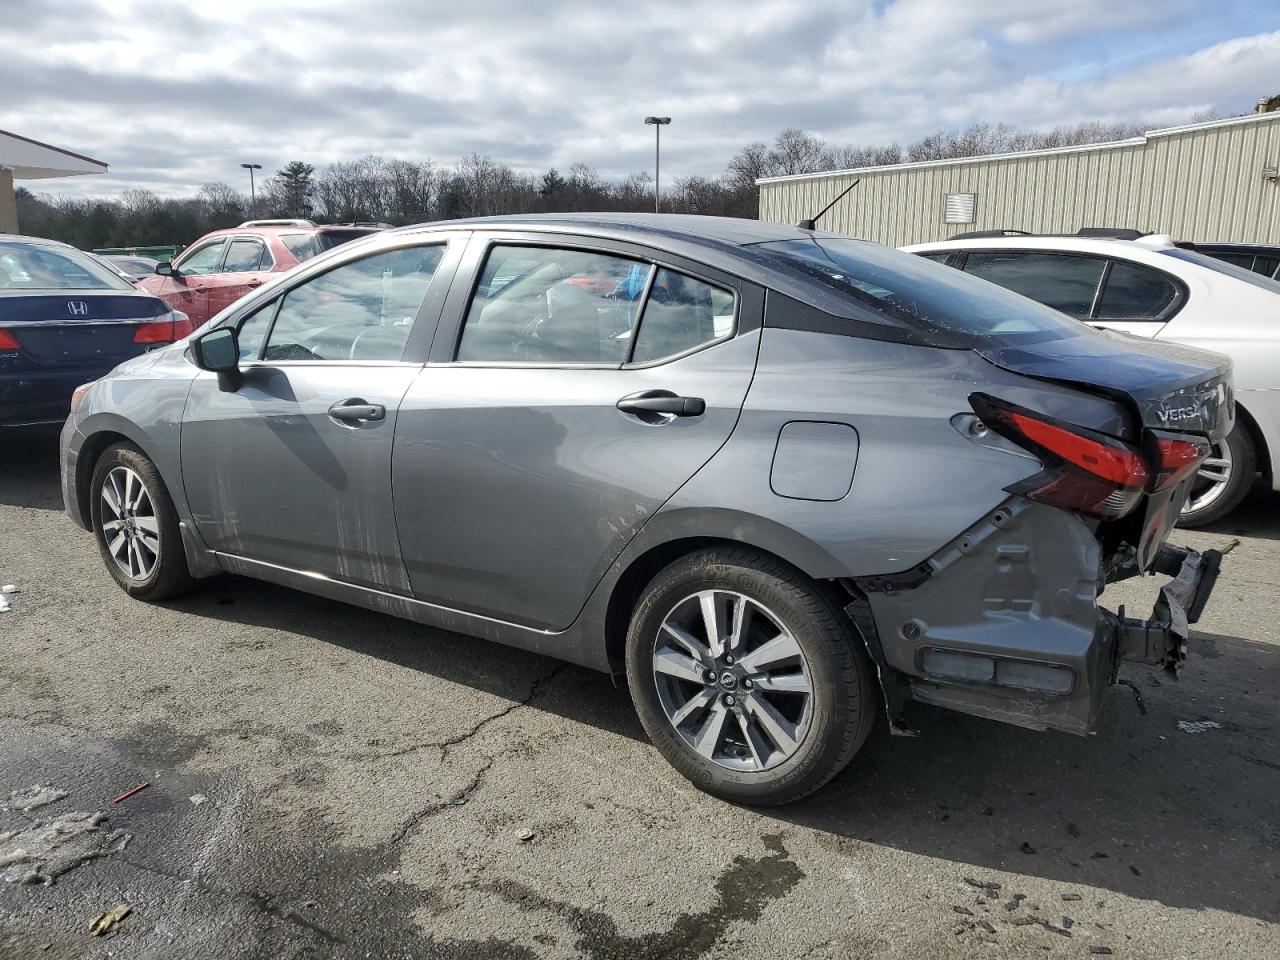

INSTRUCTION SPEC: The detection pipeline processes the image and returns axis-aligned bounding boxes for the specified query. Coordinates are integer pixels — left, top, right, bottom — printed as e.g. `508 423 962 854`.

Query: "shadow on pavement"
175 571 1280 924
1193 478 1280 542
777 629 1280 923
8 427 1280 925
0 426 64 512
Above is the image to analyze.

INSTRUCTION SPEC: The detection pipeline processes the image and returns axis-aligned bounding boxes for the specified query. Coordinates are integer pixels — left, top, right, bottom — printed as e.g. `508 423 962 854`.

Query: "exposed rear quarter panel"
654 328 1124 579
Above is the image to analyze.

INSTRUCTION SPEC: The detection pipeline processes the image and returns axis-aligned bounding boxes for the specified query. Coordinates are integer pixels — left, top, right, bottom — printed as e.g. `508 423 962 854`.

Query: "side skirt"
210 551 610 671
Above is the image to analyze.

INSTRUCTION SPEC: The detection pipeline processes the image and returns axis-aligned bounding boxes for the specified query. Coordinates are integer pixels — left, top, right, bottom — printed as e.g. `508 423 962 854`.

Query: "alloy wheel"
100 466 160 581
1182 440 1232 516
652 590 813 772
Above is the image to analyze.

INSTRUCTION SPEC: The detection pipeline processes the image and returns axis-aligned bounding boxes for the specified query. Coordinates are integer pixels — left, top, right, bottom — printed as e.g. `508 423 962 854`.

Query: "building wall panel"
759 114 1280 246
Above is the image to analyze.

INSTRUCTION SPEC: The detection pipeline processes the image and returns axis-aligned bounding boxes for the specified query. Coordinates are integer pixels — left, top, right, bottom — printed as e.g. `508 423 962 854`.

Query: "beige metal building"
757 109 1280 247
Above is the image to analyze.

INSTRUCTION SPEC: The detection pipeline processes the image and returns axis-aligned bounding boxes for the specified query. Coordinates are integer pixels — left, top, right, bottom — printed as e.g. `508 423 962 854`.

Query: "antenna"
795 179 860 231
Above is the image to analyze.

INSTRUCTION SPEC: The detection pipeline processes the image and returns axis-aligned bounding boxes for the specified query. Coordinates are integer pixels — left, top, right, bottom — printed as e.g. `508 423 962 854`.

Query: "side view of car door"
203 236 276 318
391 232 763 631
142 238 226 324
179 236 463 591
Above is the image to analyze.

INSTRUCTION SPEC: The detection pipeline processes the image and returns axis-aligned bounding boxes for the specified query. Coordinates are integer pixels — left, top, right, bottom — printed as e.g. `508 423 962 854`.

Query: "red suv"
136 220 385 326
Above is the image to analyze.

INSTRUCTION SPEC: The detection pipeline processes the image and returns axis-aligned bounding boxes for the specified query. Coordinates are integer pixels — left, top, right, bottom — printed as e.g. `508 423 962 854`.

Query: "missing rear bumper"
1107 545 1222 676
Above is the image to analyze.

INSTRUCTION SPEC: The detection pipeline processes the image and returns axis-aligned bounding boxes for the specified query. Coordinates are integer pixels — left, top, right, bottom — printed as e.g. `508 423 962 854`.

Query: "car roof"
0 233 74 249
400 213 842 247
903 235 1178 257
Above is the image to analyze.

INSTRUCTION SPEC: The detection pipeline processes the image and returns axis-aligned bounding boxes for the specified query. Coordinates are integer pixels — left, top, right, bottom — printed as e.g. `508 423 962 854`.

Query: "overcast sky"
2 0 1279 198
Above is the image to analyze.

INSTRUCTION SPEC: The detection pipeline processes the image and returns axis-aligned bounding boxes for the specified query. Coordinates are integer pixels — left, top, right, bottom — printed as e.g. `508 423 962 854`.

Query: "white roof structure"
0 128 108 179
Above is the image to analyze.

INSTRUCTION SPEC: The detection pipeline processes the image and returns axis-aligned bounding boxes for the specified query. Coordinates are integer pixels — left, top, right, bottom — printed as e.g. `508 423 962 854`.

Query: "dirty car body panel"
61 214 1230 759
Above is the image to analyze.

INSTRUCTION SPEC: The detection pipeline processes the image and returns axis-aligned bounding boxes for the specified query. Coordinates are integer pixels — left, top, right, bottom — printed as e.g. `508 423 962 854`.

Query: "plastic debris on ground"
0 583 15 614
1176 720 1222 734
189 794 209 806
89 905 131 936
2 786 69 813
0 810 131 885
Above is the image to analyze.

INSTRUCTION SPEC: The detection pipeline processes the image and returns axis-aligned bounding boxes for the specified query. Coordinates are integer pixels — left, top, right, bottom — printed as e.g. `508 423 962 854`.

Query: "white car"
903 233 1280 525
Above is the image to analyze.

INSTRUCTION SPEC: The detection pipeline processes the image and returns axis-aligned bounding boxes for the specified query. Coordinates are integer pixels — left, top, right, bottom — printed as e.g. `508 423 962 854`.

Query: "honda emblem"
67 300 89 316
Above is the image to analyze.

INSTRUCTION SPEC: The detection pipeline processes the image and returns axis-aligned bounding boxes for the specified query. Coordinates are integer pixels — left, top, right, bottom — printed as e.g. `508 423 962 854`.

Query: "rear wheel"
1179 425 1256 527
89 443 197 600
625 547 876 805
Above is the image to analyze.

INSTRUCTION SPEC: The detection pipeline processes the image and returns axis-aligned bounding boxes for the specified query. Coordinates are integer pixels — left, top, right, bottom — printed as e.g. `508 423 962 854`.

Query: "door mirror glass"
192 327 240 372
155 261 175 276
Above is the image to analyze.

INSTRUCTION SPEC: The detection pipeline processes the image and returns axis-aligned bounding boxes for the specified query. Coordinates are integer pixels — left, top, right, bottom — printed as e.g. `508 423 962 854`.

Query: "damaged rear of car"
749 237 1229 741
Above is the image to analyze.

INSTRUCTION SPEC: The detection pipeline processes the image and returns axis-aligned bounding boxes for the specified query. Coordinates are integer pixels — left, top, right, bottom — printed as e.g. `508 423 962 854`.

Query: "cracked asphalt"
1 426 1278 959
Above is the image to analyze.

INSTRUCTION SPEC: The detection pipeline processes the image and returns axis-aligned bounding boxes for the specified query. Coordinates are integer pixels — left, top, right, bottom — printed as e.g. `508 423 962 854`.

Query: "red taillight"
0 329 19 350
1008 412 1149 487
970 393 1150 519
173 315 194 339
133 320 175 344
1149 433 1211 491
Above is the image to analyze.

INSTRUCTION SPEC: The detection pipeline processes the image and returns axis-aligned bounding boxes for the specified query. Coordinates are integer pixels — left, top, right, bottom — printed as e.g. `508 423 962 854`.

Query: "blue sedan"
1 235 192 427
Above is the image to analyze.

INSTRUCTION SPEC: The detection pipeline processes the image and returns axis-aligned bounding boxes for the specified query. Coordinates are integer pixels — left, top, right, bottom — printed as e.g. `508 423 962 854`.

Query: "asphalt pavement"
1 427 1277 959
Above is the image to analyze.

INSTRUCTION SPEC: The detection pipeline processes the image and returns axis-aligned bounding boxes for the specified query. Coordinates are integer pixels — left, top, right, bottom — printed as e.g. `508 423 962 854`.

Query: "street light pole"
240 162 263 218
644 116 671 213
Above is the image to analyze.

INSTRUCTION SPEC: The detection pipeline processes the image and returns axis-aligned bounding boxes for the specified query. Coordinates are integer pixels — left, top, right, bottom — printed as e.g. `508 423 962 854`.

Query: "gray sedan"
61 214 1229 804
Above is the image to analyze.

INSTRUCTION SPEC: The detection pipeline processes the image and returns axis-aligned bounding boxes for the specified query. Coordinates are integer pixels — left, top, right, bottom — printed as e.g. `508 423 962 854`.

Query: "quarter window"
222 239 269 273
176 241 226 277
260 244 444 362
962 252 1103 319
631 269 735 363
456 245 648 363
1095 261 1179 320
235 300 276 361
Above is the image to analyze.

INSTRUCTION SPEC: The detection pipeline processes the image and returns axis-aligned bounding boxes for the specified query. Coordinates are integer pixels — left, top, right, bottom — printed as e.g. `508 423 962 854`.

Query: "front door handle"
328 398 386 423
616 390 706 419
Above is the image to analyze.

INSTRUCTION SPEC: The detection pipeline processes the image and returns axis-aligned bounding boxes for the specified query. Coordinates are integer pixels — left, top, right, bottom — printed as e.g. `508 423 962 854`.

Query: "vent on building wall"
945 193 976 224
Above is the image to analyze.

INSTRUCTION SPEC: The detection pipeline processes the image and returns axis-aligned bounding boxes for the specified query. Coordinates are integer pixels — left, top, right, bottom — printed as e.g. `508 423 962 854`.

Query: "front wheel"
89 443 197 600
625 548 877 805
1179 425 1256 527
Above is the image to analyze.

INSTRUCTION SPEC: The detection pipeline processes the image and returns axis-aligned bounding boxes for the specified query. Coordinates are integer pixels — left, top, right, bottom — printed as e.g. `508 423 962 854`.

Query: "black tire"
89 442 197 600
1179 425 1256 527
625 547 877 805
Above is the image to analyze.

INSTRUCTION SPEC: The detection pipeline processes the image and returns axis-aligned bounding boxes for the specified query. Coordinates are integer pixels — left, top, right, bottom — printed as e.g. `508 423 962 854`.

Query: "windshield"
1161 248 1280 293
0 242 134 292
755 238 1083 345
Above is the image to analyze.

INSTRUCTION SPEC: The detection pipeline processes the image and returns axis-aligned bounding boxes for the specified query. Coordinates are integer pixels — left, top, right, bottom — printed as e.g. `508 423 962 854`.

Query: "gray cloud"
1 0 1275 198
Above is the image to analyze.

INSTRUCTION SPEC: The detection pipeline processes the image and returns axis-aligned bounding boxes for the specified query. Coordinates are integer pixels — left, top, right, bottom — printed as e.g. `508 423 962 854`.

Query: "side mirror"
155 261 176 276
190 327 242 390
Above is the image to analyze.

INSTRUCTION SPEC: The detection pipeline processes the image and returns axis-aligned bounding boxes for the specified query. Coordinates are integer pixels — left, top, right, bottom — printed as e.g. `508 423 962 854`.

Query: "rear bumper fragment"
1106 545 1222 676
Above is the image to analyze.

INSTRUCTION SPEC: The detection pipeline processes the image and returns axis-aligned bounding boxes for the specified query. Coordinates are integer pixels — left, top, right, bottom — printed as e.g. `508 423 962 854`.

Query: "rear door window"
962 252 1103 319
222 239 269 273
1095 261 1180 320
456 245 648 363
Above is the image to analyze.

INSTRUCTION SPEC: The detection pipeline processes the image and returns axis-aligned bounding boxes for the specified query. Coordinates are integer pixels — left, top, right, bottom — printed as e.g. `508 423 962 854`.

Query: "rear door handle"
328 398 386 423
616 390 706 419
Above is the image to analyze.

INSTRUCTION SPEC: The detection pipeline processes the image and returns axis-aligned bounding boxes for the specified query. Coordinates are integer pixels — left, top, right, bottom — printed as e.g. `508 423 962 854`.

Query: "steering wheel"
348 326 378 360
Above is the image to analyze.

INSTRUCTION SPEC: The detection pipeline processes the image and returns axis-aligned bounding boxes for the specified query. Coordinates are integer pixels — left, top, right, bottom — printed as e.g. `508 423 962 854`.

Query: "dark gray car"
60 214 1230 804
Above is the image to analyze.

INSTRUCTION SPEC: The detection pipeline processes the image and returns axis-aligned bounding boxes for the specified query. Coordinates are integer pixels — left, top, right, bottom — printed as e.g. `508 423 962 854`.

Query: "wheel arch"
600 516 849 672
1234 399 1272 485
72 426 145 528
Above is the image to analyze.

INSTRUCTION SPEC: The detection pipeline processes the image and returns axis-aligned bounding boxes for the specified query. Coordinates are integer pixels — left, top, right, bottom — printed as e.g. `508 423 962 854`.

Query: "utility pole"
240 162 263 218
644 117 671 213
